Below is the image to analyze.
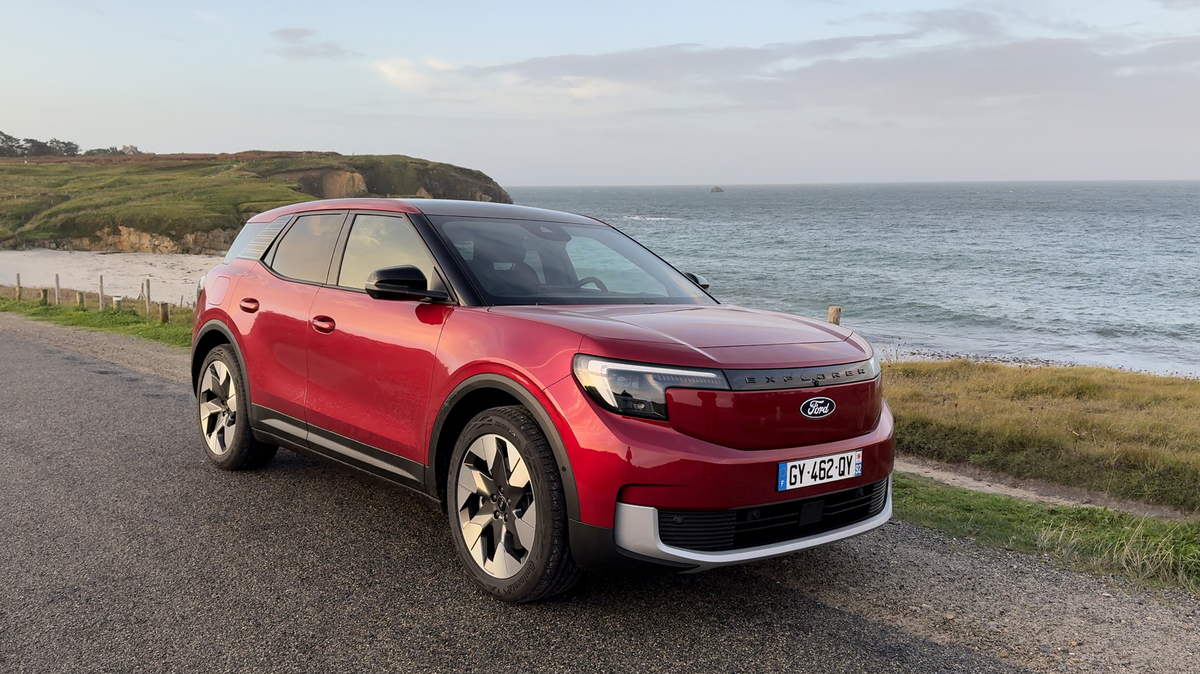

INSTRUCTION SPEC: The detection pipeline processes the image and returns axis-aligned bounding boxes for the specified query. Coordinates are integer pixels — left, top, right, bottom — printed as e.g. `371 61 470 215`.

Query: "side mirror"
684 272 710 290
365 265 450 302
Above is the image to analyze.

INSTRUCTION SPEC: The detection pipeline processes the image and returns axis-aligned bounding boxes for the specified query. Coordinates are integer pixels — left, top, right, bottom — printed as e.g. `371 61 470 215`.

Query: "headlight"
572 355 730 420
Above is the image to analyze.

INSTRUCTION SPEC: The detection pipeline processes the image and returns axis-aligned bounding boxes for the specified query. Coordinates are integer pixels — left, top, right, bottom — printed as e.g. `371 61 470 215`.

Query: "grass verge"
894 472 1200 595
884 360 1200 514
0 296 191 348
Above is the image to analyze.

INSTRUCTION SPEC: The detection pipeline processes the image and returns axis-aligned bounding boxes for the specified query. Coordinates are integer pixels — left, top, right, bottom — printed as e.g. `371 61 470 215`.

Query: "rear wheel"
196 346 276 470
447 406 581 602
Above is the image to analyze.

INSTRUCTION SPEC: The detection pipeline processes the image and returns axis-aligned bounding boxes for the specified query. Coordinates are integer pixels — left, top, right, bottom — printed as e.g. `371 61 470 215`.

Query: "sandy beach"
0 250 222 305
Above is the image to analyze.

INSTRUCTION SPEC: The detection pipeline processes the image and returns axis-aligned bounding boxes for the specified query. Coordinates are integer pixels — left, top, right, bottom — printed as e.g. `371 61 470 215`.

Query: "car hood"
489 305 872 369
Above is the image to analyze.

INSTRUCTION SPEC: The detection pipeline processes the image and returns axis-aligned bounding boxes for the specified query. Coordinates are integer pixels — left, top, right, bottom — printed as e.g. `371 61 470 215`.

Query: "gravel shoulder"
0 311 189 384
2 313 1198 673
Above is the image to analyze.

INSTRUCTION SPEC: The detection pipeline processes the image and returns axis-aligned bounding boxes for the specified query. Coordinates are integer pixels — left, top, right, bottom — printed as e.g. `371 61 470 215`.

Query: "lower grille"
657 478 889 552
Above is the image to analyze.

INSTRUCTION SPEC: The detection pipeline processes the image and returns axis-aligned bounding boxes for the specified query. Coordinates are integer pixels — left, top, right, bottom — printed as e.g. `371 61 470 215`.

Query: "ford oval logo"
800 397 836 419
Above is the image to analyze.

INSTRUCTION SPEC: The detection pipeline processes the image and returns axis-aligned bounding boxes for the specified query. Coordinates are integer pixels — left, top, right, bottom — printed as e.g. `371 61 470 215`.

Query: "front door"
305 212 450 472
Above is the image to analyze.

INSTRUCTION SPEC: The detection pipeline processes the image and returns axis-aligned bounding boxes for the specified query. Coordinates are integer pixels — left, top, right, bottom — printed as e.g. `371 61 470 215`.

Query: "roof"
248 198 601 226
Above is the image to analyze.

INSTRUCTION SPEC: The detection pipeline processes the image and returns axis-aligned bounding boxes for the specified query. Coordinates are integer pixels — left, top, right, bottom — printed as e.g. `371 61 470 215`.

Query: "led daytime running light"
573 355 730 420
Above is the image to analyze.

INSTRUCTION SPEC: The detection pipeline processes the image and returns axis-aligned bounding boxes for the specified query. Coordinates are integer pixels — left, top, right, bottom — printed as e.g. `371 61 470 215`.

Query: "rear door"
305 212 451 476
235 211 345 430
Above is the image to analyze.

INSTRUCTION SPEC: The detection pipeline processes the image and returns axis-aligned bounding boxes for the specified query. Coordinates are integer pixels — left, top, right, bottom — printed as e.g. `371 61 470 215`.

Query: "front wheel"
447 406 581 602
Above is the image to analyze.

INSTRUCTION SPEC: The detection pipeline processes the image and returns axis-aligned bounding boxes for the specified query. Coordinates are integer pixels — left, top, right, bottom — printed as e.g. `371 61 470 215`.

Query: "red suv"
192 198 894 601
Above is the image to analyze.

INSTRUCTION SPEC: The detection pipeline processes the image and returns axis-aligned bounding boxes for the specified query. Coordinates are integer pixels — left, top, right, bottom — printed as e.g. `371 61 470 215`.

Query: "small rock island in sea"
710 186 724 193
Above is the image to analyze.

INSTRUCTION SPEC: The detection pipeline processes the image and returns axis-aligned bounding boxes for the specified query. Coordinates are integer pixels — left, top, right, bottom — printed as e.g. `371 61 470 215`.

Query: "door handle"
311 316 336 334
239 298 260 313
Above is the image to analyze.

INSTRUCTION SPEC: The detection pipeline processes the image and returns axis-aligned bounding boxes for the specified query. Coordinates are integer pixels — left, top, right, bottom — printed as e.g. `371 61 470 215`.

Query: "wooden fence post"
99 275 105 310
115 297 123 311
144 279 151 315
159 302 170 324
14 273 20 301
77 290 85 308
827 306 842 325
54 273 60 305
39 288 49 305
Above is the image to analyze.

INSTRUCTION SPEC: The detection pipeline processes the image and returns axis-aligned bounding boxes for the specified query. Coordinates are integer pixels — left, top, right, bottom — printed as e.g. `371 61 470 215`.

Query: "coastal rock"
269 168 367 199
42 225 239 255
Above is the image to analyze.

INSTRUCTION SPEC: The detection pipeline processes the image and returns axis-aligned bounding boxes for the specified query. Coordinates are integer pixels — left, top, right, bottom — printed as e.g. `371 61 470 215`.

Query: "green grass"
0 160 313 238
894 472 1200 595
0 296 192 348
884 360 1200 514
0 153 510 245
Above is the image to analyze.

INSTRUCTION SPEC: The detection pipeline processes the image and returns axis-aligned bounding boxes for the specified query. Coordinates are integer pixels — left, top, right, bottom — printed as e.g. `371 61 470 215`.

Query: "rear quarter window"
222 215 291 264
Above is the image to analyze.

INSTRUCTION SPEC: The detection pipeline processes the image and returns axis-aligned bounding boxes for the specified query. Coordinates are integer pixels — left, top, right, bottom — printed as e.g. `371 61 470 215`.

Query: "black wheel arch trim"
192 319 249 399
427 373 581 521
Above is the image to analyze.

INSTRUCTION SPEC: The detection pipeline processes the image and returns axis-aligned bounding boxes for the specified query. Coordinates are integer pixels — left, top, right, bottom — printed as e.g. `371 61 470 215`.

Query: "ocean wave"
622 215 676 221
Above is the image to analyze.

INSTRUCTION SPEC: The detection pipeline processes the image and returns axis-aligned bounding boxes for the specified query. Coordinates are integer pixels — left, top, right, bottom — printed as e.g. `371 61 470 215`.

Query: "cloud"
370 13 1200 132
271 28 314 45
1154 0 1200 8
866 8 1010 40
372 59 448 93
368 34 919 118
270 28 356 61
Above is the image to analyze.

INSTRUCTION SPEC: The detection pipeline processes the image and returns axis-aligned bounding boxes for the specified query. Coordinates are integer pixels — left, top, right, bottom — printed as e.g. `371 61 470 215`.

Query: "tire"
447 406 581 602
196 345 277 470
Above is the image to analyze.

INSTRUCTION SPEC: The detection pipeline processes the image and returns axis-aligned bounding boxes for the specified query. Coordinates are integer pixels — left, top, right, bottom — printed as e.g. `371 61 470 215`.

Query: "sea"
509 183 1200 377
2 182 1195 376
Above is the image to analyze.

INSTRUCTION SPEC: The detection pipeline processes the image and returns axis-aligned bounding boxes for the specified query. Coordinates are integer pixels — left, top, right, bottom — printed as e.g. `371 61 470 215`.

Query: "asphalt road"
1 327 1196 673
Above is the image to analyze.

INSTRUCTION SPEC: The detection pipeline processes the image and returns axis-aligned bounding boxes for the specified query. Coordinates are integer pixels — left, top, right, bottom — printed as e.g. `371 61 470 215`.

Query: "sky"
2 0 1199 185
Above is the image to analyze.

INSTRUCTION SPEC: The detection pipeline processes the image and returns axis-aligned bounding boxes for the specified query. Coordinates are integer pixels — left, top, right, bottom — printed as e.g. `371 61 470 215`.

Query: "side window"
270 213 344 283
337 214 436 289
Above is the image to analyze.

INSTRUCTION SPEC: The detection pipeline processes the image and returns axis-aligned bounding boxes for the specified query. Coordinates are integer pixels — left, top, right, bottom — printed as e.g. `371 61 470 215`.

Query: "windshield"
428 216 715 306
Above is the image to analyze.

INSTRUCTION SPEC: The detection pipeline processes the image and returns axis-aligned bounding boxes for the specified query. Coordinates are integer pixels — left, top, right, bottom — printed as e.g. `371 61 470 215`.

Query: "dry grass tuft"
896 474 1200 595
885 360 1200 513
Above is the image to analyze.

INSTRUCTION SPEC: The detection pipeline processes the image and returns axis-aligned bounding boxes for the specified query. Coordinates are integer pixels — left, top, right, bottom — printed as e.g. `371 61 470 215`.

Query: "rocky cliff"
268 168 368 199
0 151 512 254
43 226 239 255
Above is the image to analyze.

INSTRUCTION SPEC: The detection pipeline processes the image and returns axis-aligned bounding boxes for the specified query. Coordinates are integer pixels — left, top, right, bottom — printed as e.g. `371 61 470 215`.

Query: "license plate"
777 450 862 491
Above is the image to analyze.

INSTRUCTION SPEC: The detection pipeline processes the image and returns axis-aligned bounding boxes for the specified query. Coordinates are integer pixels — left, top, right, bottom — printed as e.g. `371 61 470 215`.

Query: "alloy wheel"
455 433 537 579
198 360 238 457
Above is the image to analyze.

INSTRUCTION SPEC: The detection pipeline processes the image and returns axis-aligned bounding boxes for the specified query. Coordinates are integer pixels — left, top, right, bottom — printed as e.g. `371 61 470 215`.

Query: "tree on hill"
0 130 88 157
47 139 80 156
83 146 123 157
0 131 20 157
21 138 57 156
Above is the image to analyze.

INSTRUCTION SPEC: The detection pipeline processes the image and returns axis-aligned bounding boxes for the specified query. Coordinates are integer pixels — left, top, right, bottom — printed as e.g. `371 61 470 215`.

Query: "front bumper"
613 477 892 570
541 375 896 529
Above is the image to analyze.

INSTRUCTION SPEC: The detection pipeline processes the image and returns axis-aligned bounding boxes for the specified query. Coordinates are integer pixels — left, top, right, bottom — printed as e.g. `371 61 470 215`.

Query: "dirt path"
895 455 1194 521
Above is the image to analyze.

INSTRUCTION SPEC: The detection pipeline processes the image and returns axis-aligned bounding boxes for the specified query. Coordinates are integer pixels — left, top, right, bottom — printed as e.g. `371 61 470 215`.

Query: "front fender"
425 372 580 522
